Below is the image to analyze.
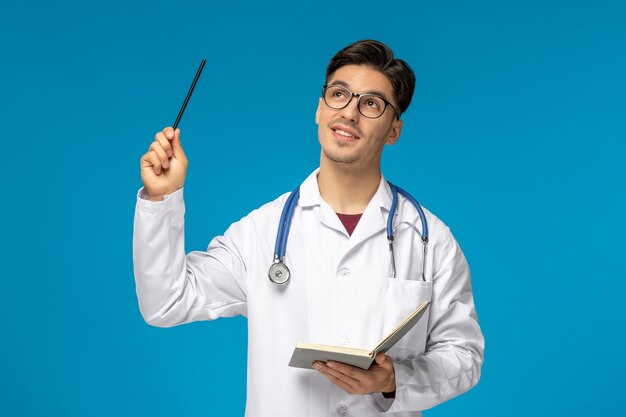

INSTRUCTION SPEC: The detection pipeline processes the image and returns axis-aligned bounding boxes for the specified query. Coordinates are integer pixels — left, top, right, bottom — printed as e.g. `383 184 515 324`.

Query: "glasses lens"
324 86 351 109
358 95 386 118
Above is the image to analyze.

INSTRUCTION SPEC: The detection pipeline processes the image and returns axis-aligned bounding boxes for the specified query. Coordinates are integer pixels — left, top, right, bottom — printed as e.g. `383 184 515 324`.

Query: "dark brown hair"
326 40 416 118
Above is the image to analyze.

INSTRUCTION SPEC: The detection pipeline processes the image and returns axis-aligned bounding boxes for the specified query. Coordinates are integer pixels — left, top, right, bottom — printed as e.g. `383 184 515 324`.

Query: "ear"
385 119 403 145
315 98 322 125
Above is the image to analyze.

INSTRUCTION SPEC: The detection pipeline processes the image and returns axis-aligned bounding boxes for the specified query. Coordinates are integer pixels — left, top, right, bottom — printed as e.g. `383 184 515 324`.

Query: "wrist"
147 194 165 202
381 361 396 397
145 186 181 201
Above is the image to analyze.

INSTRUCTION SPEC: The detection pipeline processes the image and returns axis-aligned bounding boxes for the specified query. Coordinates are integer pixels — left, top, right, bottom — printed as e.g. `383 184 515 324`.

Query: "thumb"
171 128 186 159
375 352 387 365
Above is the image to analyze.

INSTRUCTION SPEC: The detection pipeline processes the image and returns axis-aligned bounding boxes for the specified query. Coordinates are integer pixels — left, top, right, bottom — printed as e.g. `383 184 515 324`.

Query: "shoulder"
397 194 452 242
396 194 466 262
247 191 291 222
421 205 453 241
224 191 292 237
417 204 469 274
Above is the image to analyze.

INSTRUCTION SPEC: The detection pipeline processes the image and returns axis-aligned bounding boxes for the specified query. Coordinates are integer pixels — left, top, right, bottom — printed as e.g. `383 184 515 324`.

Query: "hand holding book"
312 351 397 396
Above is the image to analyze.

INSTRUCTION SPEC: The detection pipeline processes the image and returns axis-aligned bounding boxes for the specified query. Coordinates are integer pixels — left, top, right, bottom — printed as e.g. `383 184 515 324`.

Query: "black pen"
173 58 206 130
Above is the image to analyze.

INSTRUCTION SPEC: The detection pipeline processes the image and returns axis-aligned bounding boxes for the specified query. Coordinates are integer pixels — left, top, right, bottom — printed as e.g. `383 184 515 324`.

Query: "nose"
338 95 360 122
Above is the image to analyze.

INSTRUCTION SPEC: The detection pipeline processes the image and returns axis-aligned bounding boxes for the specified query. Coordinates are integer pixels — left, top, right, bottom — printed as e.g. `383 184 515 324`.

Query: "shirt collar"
298 167 394 213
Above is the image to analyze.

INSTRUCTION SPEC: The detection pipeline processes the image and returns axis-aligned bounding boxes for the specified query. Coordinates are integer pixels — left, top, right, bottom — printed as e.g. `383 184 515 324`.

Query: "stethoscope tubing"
273 186 300 262
394 184 429 242
270 181 428 284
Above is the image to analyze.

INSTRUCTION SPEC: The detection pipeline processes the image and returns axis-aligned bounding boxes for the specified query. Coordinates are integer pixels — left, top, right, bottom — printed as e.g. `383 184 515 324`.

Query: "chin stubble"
323 147 359 164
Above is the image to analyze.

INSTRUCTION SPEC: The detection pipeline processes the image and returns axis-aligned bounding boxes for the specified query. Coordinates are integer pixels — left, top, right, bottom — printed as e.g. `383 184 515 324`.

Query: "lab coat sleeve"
133 187 247 327
369 226 484 413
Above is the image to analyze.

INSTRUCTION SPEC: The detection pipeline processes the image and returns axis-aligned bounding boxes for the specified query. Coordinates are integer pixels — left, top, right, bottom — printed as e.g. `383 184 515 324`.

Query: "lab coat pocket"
382 278 432 359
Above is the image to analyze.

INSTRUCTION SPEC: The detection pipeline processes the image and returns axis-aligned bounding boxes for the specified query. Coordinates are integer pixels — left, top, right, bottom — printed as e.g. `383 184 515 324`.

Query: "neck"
317 156 381 214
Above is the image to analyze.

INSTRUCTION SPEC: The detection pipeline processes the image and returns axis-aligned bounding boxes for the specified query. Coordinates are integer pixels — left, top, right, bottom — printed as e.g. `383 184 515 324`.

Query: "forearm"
133 187 189 327
369 339 482 413
395 342 483 410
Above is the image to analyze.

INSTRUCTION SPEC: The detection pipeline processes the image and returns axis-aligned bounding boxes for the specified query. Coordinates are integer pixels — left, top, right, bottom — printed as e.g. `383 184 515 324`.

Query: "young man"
134 40 484 416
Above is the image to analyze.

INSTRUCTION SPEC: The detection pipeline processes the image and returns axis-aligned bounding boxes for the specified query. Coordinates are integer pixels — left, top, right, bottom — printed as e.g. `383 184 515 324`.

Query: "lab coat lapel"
298 168 350 236
346 176 394 251
319 200 349 235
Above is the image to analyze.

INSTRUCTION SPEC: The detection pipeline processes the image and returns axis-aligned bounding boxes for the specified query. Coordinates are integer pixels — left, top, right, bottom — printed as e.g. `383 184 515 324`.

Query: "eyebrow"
329 80 391 101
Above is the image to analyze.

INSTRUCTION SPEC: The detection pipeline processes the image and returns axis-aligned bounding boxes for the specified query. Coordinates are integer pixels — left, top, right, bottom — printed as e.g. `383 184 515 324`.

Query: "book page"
373 300 430 354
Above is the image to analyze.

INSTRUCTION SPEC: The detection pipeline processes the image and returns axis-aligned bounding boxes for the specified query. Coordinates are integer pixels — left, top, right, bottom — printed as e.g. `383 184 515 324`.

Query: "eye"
365 99 380 109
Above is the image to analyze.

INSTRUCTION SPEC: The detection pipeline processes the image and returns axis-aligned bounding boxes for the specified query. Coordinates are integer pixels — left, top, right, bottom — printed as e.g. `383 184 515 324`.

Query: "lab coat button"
336 403 348 415
339 337 349 346
338 268 350 277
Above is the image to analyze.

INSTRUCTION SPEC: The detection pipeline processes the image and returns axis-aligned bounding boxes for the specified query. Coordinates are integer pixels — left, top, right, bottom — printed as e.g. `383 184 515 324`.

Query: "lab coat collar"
298 168 393 212
298 168 395 242
297 168 323 208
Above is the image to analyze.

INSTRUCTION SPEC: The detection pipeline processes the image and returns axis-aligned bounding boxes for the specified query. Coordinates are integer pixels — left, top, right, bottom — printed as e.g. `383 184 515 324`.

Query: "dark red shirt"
336 213 363 236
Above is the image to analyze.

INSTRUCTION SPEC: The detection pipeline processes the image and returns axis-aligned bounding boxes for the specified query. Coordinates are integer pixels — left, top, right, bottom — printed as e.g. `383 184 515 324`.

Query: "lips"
331 125 360 139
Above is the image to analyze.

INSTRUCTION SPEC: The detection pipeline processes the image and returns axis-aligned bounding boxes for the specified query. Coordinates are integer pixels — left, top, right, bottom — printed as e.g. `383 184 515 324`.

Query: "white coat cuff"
136 187 184 213
365 360 402 413
368 360 412 413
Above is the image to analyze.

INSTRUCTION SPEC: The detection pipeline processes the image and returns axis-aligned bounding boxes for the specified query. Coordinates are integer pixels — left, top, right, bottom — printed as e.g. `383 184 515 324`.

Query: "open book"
288 300 430 370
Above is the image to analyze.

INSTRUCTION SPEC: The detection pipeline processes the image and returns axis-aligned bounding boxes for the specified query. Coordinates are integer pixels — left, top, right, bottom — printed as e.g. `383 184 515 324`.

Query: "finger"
154 131 173 158
140 151 151 168
149 141 170 169
374 352 387 366
163 126 175 140
326 361 368 380
145 150 162 175
314 362 361 385
140 150 155 169
322 372 357 394
170 128 186 160
314 363 358 393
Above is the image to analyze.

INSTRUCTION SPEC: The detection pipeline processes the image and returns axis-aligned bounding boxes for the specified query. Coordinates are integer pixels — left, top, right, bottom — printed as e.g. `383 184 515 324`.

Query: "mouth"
331 125 360 141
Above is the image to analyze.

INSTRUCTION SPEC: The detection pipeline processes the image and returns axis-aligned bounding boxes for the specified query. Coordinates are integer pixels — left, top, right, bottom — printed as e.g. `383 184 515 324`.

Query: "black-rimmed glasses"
321 84 400 119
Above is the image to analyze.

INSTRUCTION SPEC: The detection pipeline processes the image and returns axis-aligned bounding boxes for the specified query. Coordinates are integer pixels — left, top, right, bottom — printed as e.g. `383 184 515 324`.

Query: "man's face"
315 64 403 168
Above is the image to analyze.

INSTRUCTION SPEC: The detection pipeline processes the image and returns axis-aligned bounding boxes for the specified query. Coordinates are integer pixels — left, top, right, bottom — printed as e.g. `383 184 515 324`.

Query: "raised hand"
140 127 188 201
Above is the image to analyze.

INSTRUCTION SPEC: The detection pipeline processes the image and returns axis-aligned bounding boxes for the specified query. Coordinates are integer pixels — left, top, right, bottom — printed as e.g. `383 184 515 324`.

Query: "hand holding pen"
140 59 205 201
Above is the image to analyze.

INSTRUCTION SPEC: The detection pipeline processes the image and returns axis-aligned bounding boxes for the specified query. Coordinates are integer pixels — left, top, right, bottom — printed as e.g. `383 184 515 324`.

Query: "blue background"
1 0 625 415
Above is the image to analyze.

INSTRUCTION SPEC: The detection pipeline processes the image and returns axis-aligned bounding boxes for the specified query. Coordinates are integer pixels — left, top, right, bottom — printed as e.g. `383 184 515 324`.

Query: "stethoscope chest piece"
268 261 290 285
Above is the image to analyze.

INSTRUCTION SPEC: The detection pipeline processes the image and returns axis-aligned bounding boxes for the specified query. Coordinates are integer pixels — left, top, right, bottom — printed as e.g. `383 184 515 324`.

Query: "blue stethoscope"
268 182 429 285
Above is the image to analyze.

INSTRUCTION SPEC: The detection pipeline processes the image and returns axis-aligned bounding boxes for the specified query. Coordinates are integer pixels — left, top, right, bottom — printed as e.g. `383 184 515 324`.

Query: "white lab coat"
133 168 484 416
